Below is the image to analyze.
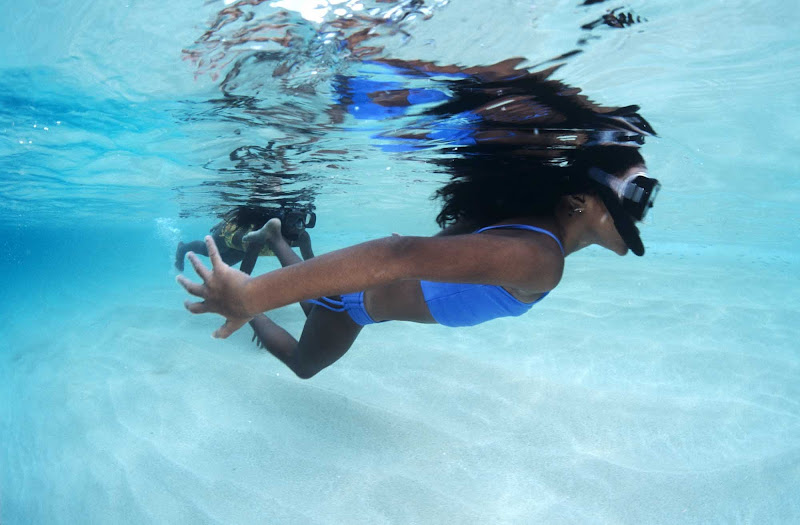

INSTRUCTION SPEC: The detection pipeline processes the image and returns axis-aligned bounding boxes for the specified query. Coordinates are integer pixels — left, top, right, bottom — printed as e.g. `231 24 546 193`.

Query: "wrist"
239 276 261 318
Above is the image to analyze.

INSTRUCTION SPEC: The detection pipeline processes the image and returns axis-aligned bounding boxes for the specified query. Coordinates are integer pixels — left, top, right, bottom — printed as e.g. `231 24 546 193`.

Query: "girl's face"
587 163 648 255
590 198 629 255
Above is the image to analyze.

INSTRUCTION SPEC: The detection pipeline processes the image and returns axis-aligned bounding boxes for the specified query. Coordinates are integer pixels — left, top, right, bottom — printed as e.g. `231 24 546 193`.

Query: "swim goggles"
282 208 316 229
588 167 660 221
587 167 661 256
280 206 317 241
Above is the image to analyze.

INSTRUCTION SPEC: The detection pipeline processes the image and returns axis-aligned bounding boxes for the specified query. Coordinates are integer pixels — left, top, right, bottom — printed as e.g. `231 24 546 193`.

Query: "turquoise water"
2 0 799 523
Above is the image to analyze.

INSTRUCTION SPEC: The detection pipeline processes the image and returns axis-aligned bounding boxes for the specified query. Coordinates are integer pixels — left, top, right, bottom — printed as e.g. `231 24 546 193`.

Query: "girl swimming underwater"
177 61 660 379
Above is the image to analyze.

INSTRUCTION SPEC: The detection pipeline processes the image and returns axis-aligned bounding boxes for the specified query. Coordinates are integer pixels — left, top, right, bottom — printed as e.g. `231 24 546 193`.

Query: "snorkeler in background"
174 205 316 273
177 62 661 379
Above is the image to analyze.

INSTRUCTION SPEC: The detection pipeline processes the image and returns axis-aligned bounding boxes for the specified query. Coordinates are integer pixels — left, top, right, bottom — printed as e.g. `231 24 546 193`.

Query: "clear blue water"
1 0 799 523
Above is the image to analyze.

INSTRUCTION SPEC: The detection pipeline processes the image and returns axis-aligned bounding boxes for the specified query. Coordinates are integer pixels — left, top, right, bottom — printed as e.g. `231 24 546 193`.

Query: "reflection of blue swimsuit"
334 61 477 152
310 225 564 328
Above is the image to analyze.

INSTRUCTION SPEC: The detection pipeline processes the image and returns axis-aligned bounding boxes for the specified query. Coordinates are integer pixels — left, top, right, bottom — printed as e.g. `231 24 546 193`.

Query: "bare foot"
243 218 282 246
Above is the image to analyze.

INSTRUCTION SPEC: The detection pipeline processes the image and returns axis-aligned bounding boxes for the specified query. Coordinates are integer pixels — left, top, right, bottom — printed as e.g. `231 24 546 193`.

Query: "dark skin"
175 224 314 272
178 165 642 379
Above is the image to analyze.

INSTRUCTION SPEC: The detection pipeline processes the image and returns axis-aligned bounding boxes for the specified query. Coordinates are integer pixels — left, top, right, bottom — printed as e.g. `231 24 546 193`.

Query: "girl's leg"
244 219 315 315
175 241 206 270
176 235 243 270
243 218 363 377
296 230 315 260
244 218 304 265
238 243 262 275
250 307 362 379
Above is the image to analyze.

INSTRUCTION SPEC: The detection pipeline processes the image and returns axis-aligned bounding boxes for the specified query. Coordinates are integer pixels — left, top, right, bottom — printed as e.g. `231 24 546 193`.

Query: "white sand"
2 237 798 524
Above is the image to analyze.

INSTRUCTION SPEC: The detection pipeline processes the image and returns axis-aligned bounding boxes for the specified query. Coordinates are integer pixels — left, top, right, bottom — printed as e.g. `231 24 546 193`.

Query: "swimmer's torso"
363 220 560 325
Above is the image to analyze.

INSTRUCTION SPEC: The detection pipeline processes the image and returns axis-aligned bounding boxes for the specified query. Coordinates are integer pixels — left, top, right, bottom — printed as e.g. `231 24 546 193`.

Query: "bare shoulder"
385 223 563 292
480 222 565 292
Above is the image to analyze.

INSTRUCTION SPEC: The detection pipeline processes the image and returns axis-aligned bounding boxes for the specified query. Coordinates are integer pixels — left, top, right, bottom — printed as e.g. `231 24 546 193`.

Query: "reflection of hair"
425 64 654 228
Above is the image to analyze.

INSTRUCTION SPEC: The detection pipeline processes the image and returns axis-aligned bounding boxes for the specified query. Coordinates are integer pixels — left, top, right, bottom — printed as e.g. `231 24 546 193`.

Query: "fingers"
183 299 250 340
177 239 248 340
184 299 211 314
176 275 205 298
205 235 224 269
213 318 249 339
187 252 212 282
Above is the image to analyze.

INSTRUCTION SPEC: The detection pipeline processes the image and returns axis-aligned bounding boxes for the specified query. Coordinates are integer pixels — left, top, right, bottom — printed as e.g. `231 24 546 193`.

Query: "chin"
615 245 629 256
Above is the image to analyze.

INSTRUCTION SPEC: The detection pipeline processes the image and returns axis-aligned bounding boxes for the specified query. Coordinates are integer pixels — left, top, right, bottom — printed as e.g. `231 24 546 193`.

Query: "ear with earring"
566 194 587 217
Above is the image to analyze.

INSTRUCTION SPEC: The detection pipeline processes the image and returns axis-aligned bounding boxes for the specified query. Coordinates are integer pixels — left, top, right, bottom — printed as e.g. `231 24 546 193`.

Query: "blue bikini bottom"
307 292 377 326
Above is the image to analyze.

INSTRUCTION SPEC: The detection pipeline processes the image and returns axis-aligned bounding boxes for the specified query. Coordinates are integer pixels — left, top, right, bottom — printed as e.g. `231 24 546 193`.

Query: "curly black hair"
434 146 646 227
405 62 656 228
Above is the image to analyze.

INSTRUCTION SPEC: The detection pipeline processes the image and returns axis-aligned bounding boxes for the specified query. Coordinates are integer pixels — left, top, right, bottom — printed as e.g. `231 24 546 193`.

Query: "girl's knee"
292 360 321 380
289 346 341 379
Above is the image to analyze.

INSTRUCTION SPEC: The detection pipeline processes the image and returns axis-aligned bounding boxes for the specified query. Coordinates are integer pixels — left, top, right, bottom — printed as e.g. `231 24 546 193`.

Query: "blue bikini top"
419 224 564 327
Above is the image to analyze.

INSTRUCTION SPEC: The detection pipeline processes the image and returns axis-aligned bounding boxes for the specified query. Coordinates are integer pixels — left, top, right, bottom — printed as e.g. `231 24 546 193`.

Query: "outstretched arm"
178 231 563 338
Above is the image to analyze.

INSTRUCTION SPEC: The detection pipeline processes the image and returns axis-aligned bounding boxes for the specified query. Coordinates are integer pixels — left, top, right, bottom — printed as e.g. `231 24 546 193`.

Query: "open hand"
177 235 254 339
